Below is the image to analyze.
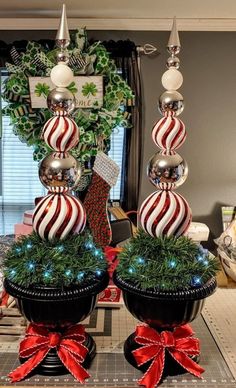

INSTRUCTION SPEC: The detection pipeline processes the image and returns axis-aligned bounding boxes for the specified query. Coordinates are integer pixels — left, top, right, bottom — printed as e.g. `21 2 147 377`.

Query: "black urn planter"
4 272 109 375
113 272 217 377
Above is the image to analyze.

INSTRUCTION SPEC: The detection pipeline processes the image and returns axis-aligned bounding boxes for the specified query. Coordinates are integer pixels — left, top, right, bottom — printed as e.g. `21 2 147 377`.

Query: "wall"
1 30 236 247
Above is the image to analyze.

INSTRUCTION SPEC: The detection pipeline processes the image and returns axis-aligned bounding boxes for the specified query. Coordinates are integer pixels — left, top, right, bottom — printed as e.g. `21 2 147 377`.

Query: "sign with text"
28 76 103 109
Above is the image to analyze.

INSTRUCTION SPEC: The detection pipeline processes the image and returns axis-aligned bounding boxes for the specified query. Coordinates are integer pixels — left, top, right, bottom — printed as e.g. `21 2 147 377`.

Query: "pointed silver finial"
56 4 70 49
167 17 181 55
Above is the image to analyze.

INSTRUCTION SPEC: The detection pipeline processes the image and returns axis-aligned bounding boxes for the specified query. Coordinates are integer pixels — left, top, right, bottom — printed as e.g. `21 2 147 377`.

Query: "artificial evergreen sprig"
4 231 107 288
116 229 219 291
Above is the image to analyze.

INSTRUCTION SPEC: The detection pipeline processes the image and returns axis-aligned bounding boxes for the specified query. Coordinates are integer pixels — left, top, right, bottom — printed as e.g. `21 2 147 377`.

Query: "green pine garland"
116 229 219 291
2 28 134 164
4 231 107 288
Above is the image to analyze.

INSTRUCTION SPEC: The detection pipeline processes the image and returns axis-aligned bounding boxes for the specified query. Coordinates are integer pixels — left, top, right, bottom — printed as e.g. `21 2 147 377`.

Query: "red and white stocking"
84 152 119 248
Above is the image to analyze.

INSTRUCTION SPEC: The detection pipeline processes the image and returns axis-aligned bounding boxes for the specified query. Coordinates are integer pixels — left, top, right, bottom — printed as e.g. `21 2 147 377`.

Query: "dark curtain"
103 40 143 212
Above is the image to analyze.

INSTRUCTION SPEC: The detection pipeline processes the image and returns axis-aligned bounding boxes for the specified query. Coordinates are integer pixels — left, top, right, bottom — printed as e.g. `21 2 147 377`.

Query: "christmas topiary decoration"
116 229 219 291
4 8 110 381
113 20 218 386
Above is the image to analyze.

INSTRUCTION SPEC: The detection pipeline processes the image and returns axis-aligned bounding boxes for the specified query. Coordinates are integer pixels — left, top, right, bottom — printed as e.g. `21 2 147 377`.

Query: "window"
108 125 124 201
0 70 124 233
0 71 45 234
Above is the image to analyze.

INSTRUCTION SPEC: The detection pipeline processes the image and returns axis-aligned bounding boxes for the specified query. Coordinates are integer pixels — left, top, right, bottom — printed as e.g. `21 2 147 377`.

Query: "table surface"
0 305 235 388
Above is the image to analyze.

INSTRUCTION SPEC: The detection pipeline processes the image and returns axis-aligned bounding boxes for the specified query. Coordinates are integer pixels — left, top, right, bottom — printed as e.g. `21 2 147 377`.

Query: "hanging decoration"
2 30 134 164
84 151 120 248
139 17 192 237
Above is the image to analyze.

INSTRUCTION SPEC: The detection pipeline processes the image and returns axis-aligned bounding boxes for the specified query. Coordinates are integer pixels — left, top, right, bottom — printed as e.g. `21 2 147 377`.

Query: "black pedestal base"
20 333 96 376
124 333 199 378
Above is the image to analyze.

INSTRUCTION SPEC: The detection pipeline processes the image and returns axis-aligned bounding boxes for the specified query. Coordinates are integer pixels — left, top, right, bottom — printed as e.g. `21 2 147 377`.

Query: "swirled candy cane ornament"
42 115 79 152
139 190 192 237
152 115 186 151
33 193 86 240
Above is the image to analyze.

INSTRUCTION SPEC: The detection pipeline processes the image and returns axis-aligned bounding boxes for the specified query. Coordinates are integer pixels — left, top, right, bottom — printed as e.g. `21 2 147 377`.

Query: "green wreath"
2 28 134 163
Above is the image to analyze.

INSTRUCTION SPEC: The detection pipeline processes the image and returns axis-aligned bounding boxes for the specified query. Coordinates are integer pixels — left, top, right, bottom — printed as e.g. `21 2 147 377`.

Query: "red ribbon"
132 324 205 388
9 323 90 383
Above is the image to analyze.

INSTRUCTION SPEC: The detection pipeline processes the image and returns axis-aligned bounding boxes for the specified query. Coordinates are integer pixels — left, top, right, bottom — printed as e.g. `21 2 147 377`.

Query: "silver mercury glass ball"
147 151 188 189
56 51 70 64
158 90 184 116
47 87 76 114
39 152 82 192
167 45 181 56
166 56 180 69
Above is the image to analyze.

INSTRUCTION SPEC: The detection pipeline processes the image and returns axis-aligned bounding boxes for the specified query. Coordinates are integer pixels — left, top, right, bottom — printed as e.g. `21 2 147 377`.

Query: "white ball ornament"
50 63 74 87
161 68 183 91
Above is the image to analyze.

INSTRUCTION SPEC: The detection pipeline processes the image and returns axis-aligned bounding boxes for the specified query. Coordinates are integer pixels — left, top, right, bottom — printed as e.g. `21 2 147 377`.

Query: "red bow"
132 324 204 388
9 323 90 383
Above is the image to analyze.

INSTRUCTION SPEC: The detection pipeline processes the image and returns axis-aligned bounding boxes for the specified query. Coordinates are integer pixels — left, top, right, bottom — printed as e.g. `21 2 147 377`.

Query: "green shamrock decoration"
67 81 78 94
3 28 134 171
34 83 50 98
82 82 98 98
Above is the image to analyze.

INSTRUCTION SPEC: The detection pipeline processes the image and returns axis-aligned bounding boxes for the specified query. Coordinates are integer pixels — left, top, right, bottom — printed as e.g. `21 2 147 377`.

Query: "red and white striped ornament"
42 115 79 152
33 193 86 240
152 115 186 151
139 190 192 237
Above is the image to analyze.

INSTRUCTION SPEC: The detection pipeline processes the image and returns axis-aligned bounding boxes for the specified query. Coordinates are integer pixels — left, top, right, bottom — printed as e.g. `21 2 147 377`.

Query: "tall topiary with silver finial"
4 5 109 382
33 4 86 240
113 19 218 385
139 17 192 238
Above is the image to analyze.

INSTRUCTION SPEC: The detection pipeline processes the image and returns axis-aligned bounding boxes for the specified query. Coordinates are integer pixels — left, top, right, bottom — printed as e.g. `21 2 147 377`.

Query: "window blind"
0 73 124 206
108 125 124 201
0 87 45 206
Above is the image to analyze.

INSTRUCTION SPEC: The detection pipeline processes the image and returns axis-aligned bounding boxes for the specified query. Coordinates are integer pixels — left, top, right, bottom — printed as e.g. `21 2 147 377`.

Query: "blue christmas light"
168 259 177 268
128 267 135 274
56 245 65 253
43 271 51 279
191 276 202 287
65 270 72 276
10 269 16 277
15 247 22 254
85 241 94 250
95 269 103 277
203 260 209 266
27 262 35 271
136 256 145 264
77 271 85 280
93 249 102 257
196 254 204 262
26 242 33 250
